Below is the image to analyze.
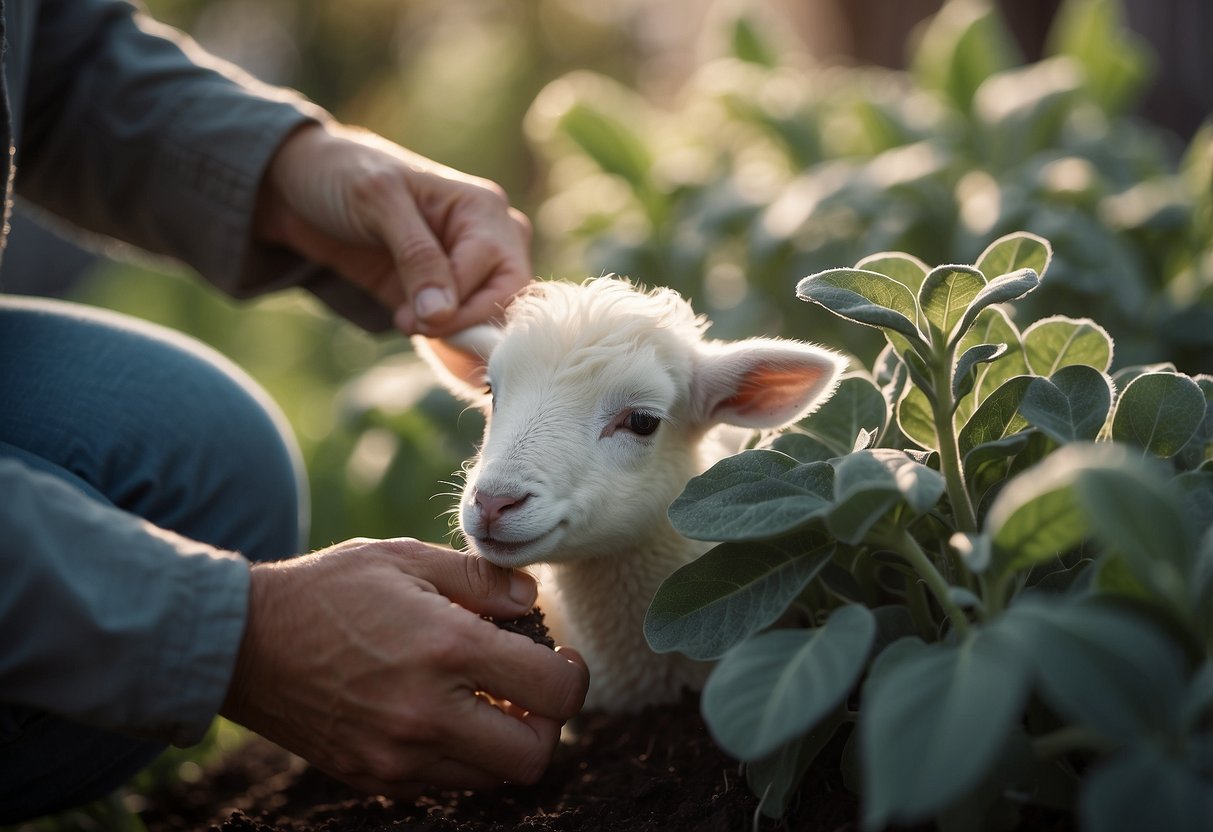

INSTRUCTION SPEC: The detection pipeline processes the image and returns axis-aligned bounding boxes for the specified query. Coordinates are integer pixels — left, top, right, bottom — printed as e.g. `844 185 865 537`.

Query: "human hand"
253 122 533 336
220 538 588 795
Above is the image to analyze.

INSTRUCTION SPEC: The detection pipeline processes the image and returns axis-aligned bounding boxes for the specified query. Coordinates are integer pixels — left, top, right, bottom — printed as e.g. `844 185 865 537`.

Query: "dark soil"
134 607 1069 832
137 693 860 832
483 607 557 651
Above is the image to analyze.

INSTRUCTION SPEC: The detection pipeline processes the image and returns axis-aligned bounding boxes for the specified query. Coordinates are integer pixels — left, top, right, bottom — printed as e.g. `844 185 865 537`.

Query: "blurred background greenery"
12 0 1207 552
3 0 1210 825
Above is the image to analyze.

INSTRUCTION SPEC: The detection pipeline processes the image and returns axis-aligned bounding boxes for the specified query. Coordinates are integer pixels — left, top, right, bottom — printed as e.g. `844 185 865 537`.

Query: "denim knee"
0 296 308 561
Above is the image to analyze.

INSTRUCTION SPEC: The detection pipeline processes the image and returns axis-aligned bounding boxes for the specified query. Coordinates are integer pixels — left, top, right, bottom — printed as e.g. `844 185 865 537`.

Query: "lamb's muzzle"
415 276 846 710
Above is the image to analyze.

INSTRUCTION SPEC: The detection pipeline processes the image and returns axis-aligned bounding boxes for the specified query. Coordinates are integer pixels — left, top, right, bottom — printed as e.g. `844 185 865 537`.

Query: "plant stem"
931 357 979 534
880 527 971 637
980 572 1010 617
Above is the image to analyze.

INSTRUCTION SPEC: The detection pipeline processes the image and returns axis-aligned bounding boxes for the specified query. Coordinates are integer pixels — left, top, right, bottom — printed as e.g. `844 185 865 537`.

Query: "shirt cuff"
140 525 251 747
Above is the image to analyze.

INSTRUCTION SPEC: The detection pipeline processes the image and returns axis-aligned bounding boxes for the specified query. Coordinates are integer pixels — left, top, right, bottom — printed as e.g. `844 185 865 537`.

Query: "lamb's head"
417 277 845 568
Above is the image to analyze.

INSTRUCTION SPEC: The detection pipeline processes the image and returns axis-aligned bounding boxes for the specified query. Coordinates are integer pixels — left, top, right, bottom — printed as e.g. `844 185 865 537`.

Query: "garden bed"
138 695 859 832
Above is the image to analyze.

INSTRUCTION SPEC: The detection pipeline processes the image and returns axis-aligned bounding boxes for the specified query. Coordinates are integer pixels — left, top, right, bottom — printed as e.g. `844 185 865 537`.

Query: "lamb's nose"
474 490 529 525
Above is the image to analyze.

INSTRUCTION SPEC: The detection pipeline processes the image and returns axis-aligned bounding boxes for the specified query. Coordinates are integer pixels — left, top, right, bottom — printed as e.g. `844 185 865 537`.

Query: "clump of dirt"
483 606 556 650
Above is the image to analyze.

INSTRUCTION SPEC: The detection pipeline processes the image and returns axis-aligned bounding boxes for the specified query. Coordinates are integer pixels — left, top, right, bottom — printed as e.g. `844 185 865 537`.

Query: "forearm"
0 458 250 746
14 0 331 299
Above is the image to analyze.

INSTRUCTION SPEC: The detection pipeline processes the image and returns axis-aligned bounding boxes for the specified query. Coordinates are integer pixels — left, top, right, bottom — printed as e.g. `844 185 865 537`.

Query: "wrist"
220 561 274 724
252 121 330 247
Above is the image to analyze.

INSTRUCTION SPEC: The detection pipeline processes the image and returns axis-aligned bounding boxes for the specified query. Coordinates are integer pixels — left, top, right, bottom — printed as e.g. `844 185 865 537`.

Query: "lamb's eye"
625 411 661 436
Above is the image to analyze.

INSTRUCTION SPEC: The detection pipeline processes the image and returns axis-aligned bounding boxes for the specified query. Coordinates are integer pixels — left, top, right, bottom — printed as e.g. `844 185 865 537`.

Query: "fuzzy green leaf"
896 384 939 452
1175 376 1213 470
828 449 946 543
1022 316 1114 376
1000 595 1188 741
703 605 876 761
797 375 888 456
1080 747 1213 832
952 268 1042 346
1076 458 1192 605
1020 365 1114 443
860 629 1032 829
953 343 1009 403
645 533 835 660
958 375 1034 457
1111 372 1206 458
796 269 924 343
955 306 1028 426
765 432 836 464
669 450 834 541
919 265 987 343
855 251 931 297
975 231 1053 279
985 444 1104 575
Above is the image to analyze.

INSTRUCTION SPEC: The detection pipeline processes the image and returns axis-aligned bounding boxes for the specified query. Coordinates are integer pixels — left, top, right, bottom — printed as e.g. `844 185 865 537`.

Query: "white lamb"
416 277 844 711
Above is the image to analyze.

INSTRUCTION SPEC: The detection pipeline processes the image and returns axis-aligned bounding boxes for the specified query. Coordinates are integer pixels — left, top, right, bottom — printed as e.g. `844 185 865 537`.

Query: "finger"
447 211 532 302
555 645 588 675
438 269 530 335
363 193 460 331
436 691 566 785
471 628 590 721
403 211 531 337
381 539 539 618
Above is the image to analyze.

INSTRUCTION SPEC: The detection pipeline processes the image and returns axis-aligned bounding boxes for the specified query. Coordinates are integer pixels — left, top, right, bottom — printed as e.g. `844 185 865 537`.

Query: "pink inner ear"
713 364 831 422
426 339 488 388
413 334 493 402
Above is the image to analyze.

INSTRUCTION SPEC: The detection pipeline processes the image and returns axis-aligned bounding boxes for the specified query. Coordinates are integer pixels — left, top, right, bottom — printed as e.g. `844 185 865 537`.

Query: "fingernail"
414 286 455 321
508 571 537 608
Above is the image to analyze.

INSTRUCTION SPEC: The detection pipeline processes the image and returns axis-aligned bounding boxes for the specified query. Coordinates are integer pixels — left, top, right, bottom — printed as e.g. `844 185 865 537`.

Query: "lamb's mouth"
471 524 564 566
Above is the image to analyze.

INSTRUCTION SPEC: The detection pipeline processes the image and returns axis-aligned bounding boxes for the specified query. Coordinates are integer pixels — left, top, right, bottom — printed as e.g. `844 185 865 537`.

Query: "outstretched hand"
220 538 588 795
254 122 533 336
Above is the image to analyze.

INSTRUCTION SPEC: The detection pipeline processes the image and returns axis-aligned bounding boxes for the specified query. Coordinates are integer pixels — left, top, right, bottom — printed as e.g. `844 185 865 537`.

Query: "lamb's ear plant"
643 231 1213 832
527 0 1213 370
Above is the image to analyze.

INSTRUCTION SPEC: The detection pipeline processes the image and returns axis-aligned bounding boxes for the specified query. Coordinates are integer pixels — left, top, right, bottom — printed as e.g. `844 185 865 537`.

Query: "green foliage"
526 0 1213 372
643 232 1213 830
49 0 1209 824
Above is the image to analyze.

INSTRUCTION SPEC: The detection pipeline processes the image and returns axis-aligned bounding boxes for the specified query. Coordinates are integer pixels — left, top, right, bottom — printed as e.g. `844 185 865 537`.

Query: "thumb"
388 540 539 618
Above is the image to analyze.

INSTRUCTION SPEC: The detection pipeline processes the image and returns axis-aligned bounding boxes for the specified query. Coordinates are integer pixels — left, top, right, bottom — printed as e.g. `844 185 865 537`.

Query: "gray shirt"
0 0 376 745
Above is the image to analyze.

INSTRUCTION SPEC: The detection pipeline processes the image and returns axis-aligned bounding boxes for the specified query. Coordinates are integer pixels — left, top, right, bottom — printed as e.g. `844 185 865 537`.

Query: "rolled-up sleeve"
13 0 392 330
0 458 250 746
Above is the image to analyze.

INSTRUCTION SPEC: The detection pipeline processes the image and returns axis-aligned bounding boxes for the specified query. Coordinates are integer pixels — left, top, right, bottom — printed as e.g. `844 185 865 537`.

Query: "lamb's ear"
691 339 847 429
412 325 502 403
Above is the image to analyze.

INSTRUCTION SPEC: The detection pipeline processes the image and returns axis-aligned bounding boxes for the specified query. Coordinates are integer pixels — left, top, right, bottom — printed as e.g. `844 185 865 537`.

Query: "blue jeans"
0 296 307 821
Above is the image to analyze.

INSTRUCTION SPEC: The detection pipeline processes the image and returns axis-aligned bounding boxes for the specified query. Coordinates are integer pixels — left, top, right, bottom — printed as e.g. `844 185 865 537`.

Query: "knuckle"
509 207 533 241
464 553 503 600
393 234 445 271
415 621 472 669
387 704 441 747
469 177 509 205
